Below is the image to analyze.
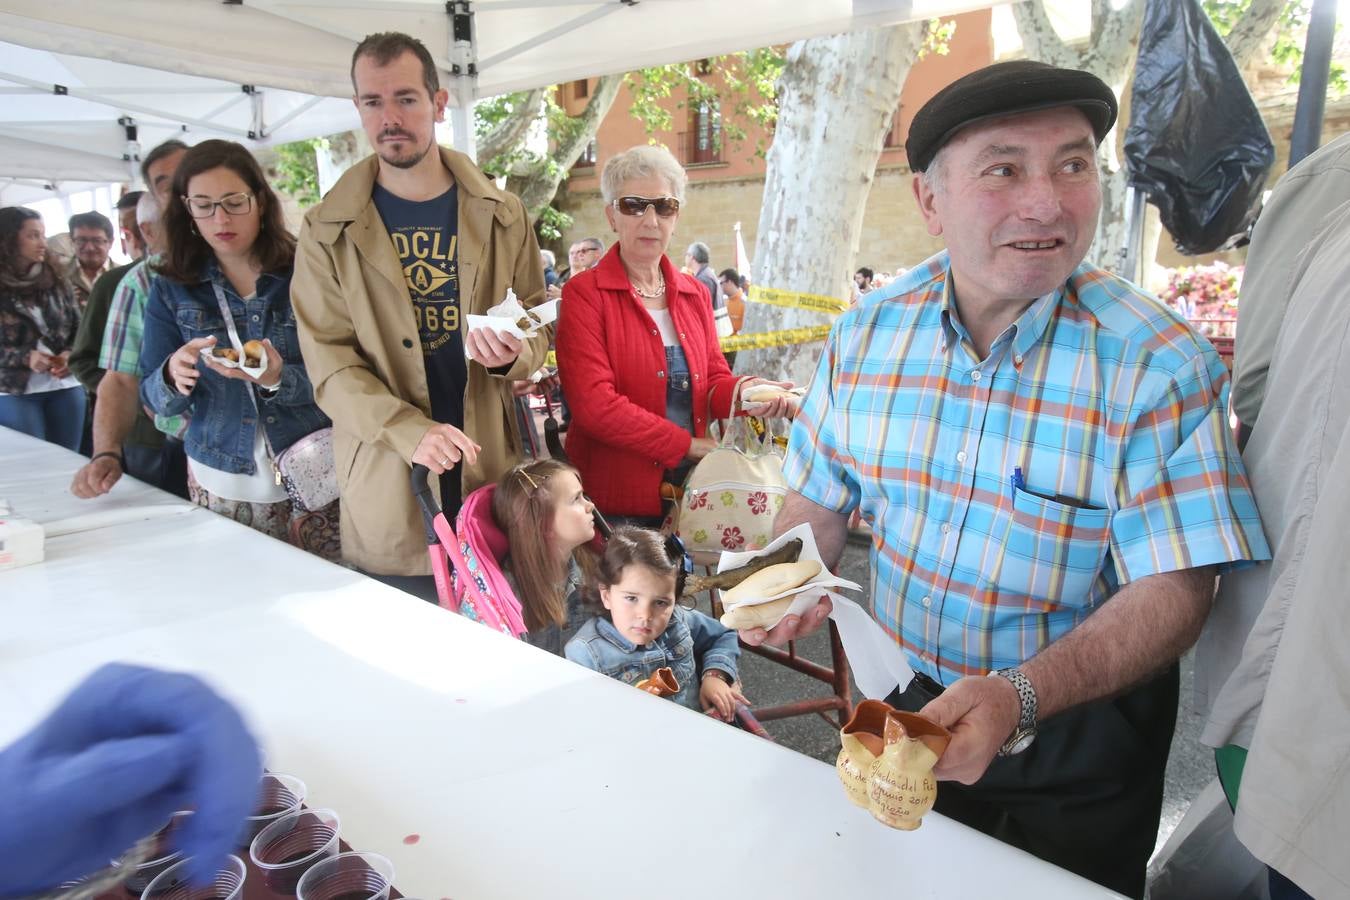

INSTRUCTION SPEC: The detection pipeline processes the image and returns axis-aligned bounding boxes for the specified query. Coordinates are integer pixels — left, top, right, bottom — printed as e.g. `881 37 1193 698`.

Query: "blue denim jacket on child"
564 605 740 711
139 262 329 474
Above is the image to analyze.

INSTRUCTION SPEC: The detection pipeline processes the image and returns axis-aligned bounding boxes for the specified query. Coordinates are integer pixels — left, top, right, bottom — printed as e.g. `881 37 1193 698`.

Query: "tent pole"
1118 185 1147 285
447 0 478 160
1289 0 1337 167
121 116 141 187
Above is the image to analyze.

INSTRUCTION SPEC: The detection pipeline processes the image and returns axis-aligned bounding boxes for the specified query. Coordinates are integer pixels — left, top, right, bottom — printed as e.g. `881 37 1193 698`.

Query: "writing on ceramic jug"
869 771 933 822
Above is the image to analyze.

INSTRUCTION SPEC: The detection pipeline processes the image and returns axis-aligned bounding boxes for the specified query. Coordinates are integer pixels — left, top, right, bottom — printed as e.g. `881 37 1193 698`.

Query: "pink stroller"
412 466 531 636
411 465 771 737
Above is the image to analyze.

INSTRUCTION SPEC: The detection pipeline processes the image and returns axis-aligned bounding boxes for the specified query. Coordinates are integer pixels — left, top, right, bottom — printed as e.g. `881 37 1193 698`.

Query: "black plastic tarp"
1124 0 1275 255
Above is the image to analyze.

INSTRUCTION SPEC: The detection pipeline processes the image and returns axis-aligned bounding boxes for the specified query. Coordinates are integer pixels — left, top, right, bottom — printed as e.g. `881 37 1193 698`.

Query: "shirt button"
921 596 931 608
956 451 967 464
970 370 982 382
402 338 413 348
251 314 259 322
651 329 658 336
1014 354 1024 365
266 415 276 424
658 370 665 378
940 523 952 535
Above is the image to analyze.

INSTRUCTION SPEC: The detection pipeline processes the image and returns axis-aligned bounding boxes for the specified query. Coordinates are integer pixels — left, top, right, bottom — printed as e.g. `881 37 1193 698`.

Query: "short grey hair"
600 144 687 205
920 145 948 196
573 237 604 252
135 190 161 226
539 248 556 268
686 241 710 265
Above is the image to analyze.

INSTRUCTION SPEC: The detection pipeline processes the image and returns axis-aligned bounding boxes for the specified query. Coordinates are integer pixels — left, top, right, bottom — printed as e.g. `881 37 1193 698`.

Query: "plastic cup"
239 773 307 848
249 807 341 893
117 810 193 893
296 851 395 900
140 854 245 900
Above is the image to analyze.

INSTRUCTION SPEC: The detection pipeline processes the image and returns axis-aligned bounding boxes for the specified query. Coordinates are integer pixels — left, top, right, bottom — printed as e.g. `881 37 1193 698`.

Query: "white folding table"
0 427 1123 899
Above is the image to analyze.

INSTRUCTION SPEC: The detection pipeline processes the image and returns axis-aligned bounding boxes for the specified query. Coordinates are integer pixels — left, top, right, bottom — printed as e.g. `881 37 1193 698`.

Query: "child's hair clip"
664 532 693 601
516 466 544 491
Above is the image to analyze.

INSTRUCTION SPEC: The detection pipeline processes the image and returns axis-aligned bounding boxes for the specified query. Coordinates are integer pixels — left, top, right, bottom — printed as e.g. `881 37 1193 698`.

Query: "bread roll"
722 560 821 607
721 594 798 630
212 347 240 363
742 384 798 403
242 340 265 367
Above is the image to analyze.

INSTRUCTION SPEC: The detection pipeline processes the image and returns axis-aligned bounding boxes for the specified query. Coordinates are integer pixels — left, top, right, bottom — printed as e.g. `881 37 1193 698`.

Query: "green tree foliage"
628 48 785 159
270 137 325 208
1203 0 1346 91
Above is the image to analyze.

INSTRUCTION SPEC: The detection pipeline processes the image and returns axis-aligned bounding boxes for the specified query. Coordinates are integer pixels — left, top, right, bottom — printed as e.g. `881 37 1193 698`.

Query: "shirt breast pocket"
1000 487 1112 611
174 306 223 344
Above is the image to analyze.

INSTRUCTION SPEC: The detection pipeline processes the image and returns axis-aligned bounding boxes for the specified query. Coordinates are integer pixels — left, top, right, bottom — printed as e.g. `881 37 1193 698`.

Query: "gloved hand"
0 663 262 895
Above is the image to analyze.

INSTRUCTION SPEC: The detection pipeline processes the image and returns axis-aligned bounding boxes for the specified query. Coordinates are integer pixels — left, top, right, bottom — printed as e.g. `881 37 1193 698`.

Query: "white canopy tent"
0 39 359 206
0 0 1006 202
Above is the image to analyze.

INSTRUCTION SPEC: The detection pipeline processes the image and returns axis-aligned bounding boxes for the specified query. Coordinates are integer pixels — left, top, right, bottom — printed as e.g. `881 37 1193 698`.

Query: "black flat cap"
906 60 1117 172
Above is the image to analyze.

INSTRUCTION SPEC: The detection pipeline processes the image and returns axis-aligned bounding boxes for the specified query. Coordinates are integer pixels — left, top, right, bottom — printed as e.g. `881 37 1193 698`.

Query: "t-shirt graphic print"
372 182 468 514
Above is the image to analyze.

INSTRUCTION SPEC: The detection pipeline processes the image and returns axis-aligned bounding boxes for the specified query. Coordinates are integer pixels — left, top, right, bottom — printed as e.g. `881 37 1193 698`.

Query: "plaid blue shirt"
99 257 186 439
785 252 1269 684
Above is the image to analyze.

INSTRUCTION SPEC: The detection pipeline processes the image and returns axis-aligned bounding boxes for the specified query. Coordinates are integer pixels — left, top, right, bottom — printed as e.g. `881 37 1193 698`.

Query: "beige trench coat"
292 147 548 575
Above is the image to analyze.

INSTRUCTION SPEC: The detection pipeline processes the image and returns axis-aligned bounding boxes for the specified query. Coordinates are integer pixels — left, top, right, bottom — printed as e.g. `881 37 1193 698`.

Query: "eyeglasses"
613 196 681 218
184 192 254 219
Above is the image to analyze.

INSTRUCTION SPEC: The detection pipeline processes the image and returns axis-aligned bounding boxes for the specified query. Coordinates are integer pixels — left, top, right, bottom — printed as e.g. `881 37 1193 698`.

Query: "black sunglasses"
613 196 681 218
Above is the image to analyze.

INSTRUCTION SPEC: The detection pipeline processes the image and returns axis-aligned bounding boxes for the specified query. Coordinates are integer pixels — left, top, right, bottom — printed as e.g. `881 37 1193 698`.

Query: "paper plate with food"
710 522 915 699
201 339 268 378
464 288 559 350
712 524 862 631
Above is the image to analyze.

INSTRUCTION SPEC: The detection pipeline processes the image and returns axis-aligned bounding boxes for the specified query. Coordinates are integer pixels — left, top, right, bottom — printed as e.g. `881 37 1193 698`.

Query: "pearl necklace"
633 274 666 299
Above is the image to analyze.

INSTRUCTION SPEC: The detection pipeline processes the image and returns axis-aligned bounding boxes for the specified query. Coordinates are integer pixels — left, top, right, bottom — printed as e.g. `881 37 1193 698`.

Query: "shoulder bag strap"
210 280 278 469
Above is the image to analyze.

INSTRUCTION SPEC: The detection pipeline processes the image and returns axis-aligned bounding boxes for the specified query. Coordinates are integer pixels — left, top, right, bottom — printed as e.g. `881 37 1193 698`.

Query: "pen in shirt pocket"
1009 466 1096 509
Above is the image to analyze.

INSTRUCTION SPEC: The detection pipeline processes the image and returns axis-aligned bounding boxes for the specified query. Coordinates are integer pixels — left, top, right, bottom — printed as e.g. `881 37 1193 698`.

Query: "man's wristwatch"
990 666 1038 756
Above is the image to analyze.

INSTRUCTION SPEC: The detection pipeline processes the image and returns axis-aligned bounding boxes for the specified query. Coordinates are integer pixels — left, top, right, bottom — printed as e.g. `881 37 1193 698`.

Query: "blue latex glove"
0 663 262 895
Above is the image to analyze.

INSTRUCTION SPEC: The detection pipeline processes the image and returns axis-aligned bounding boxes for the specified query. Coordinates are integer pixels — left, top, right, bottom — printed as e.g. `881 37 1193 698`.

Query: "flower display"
1159 262 1242 338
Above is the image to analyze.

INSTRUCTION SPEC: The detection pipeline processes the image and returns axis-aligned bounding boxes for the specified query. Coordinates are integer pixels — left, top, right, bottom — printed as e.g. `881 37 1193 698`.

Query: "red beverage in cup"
296 852 395 900
250 808 341 893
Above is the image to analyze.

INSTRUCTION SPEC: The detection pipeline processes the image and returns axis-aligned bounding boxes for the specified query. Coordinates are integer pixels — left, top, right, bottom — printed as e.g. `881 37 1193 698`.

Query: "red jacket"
557 245 739 517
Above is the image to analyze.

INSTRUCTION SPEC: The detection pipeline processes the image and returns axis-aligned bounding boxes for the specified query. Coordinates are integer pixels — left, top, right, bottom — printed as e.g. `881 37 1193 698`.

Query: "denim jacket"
564 605 740 712
139 262 329 474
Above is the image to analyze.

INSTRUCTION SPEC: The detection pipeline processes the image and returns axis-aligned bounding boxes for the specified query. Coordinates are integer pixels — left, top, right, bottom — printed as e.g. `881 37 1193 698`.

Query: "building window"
572 79 589 100
572 139 598 170
681 100 723 166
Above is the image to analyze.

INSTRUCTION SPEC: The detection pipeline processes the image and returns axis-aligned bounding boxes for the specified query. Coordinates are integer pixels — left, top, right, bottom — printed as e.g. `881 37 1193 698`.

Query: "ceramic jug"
636 667 679 697
867 710 952 830
835 699 893 807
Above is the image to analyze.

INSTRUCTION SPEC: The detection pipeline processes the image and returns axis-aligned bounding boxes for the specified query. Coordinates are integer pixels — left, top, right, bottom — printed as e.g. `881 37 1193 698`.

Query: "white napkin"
464 288 559 353
717 523 914 700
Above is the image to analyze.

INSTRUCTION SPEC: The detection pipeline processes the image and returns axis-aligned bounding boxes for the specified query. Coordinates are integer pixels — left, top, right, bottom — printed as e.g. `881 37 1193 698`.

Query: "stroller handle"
411 464 441 545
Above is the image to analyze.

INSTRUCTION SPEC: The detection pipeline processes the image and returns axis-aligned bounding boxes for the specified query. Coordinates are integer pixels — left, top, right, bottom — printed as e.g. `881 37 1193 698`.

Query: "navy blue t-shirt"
372 183 467 514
